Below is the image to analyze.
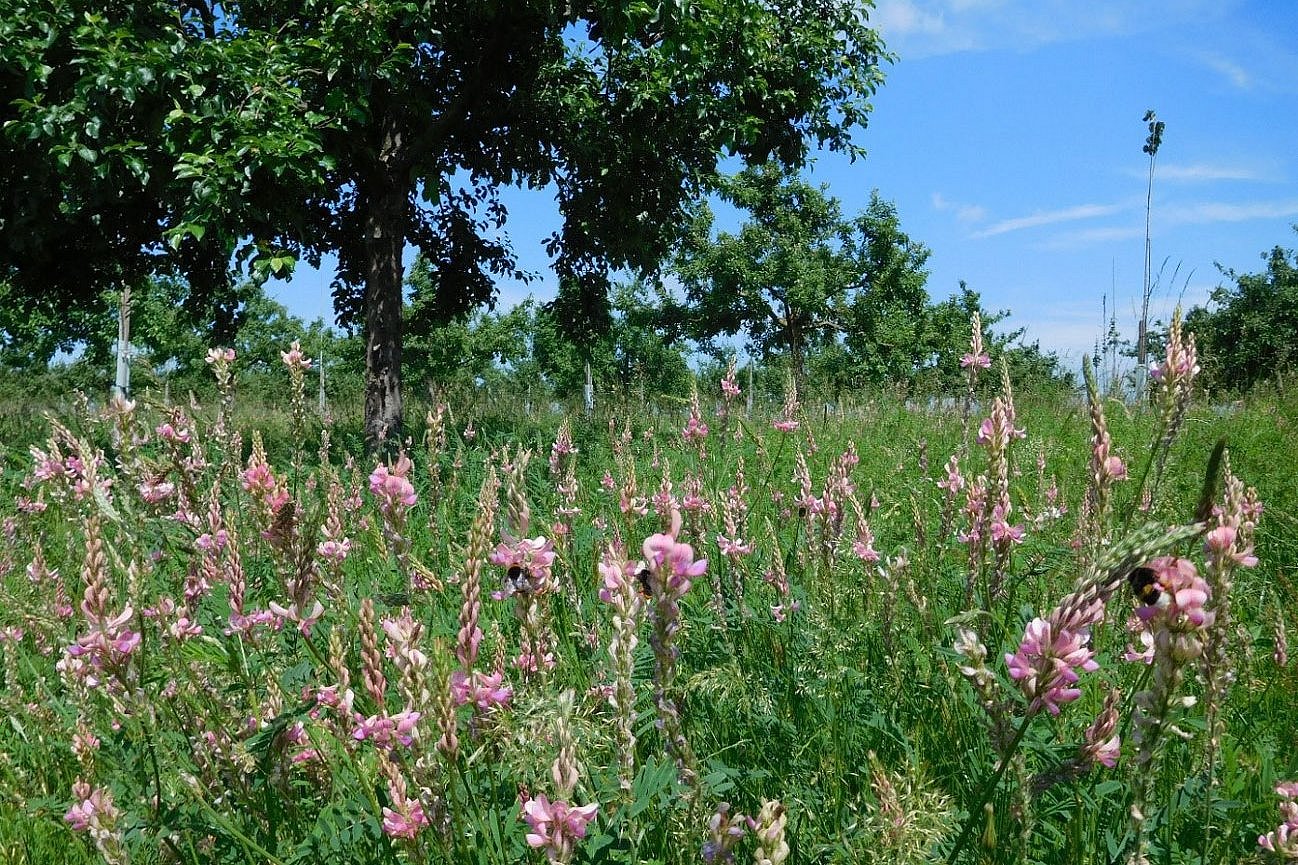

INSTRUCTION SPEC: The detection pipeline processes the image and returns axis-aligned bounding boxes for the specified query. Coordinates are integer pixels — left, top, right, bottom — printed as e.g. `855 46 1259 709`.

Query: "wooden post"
113 285 131 400
746 361 754 417
318 343 327 417
584 361 594 416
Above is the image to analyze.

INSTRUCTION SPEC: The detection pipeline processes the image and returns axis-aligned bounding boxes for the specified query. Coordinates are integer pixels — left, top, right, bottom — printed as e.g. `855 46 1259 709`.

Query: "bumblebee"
503 565 532 598
635 567 654 599
1127 566 1162 606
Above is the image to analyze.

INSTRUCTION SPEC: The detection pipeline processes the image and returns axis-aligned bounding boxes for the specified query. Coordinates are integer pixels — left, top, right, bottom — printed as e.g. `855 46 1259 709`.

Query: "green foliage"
670 165 919 383
0 342 1295 864
532 279 691 401
1188 229 1298 392
3 0 892 443
0 0 325 329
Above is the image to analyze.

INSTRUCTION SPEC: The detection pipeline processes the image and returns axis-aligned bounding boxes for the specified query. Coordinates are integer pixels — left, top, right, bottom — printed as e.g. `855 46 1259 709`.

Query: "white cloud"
973 202 1126 238
867 0 1229 59
871 0 948 36
1153 162 1272 182
1166 199 1298 225
931 192 988 224
1039 225 1144 249
1198 53 1253 89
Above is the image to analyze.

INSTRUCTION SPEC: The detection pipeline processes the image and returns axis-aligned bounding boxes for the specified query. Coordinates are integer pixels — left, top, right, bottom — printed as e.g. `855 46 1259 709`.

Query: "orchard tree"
670 165 928 386
2 0 891 450
1187 230 1298 392
533 279 690 401
1 3 322 338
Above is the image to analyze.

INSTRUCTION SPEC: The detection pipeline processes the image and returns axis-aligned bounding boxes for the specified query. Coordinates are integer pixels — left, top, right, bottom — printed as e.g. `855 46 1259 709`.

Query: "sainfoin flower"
64 783 120 833
1258 781 1298 857
450 669 512 710
383 798 428 840
1005 601 1103 716
643 511 708 599
520 793 599 862
1079 688 1121 769
490 535 557 592
352 709 421 749
370 455 417 510
1135 556 1213 633
280 340 312 371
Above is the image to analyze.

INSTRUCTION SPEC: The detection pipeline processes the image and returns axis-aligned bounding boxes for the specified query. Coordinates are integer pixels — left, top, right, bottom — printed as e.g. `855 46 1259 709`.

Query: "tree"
669 165 929 387
1 3 321 339
1186 230 1298 392
3 0 890 450
533 279 690 401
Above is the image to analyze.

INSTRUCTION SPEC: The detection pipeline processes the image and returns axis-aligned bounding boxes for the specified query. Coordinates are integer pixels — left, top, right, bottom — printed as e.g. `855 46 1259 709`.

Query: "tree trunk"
363 172 406 453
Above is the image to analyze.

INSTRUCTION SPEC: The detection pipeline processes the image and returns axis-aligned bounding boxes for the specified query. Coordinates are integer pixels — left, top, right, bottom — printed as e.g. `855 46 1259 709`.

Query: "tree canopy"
2 0 891 449
667 165 932 387
1187 228 1298 392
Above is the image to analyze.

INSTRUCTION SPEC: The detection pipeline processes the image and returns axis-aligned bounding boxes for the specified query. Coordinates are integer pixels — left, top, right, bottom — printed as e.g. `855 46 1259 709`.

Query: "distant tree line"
0 167 1076 409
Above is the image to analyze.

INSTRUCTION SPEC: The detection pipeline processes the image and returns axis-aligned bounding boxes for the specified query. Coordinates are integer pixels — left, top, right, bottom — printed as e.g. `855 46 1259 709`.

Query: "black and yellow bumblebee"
503 565 533 598
635 567 654 599
1127 566 1162 606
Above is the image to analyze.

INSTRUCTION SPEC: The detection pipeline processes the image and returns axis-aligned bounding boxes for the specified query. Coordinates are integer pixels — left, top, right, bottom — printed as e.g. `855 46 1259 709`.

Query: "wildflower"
1204 524 1258 569
1258 781 1298 857
643 509 705 785
1079 689 1121 769
520 794 599 863
773 373 800 432
490 535 557 597
721 373 741 399
989 504 1025 545
702 802 752 863
370 455 417 510
961 352 991 369
317 538 352 562
383 799 429 840
280 340 312 371
137 478 175 504
155 422 192 444
450 669 512 711
241 459 289 513
549 420 578 477
352 709 421 749
599 545 643 789
1276 611 1289 668
64 782 121 833
680 410 711 441
752 800 790 865
268 599 325 636
379 755 428 840
1135 556 1213 636
205 347 236 365
771 601 801 622
937 455 965 493
1005 603 1103 716
643 511 708 594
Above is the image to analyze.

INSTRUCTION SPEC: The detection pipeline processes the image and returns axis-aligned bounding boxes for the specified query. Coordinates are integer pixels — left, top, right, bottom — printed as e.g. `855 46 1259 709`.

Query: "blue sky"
269 0 1298 367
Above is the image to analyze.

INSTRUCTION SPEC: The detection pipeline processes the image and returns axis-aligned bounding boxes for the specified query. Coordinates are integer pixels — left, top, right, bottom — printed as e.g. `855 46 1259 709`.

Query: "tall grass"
0 325 1294 865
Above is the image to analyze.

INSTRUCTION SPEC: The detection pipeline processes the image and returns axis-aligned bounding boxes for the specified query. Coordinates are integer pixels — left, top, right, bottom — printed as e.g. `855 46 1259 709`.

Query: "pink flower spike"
520 794 599 860
280 340 312 371
382 800 428 839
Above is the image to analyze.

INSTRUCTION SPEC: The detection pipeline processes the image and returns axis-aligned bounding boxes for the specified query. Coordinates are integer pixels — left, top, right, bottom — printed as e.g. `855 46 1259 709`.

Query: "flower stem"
944 710 1036 864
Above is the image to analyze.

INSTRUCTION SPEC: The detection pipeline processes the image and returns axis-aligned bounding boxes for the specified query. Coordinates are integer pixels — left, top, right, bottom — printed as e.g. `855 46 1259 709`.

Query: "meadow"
0 317 1295 865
